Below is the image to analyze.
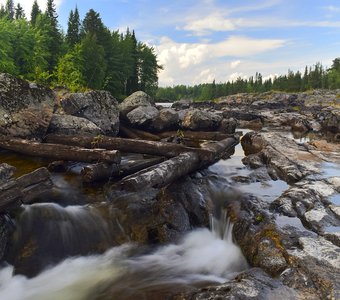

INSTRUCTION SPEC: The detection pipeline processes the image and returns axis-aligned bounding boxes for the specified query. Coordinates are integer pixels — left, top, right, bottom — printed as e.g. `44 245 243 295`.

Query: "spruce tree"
15 3 25 19
45 0 62 72
66 6 81 47
126 30 139 95
5 0 14 20
0 5 6 18
31 0 41 25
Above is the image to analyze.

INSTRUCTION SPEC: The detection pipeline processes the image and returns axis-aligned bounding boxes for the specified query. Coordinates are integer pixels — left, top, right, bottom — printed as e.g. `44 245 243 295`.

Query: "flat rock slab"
0 73 55 140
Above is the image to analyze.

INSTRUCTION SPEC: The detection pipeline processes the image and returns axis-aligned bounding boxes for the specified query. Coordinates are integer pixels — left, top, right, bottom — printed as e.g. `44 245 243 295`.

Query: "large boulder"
151 108 179 131
126 106 159 128
61 91 119 136
0 73 55 140
47 114 103 136
119 91 155 117
181 109 222 131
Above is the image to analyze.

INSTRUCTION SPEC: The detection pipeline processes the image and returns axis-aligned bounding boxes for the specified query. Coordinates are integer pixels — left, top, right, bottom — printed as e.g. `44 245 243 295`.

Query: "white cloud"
324 5 340 13
0 0 63 16
230 60 241 69
228 72 247 82
155 36 286 86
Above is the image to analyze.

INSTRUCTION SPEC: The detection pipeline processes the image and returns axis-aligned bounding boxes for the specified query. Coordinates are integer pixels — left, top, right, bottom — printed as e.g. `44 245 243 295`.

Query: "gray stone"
181 109 222 131
151 108 179 131
61 90 120 136
218 118 237 133
47 114 103 136
0 73 55 140
0 163 16 184
119 91 155 117
126 106 159 128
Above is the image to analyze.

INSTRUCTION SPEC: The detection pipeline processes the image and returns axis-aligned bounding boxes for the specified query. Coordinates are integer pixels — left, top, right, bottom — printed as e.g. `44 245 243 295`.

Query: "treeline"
156 60 340 101
0 0 162 99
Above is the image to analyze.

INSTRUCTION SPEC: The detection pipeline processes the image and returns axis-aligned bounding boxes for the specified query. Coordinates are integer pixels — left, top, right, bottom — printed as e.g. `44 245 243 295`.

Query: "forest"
0 0 162 99
156 59 340 101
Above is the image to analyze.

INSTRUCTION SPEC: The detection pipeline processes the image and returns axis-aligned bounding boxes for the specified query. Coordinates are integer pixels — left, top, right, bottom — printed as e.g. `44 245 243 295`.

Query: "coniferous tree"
31 0 41 25
15 3 25 19
126 30 139 94
45 0 62 72
0 5 6 18
66 6 81 47
5 0 14 20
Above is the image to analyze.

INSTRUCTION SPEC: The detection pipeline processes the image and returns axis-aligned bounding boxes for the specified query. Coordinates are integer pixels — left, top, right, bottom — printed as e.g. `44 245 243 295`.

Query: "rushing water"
0 202 247 300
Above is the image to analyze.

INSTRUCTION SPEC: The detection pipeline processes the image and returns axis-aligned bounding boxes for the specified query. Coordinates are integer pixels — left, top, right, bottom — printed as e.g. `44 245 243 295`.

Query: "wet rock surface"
0 73 55 140
61 90 120 136
47 114 103 136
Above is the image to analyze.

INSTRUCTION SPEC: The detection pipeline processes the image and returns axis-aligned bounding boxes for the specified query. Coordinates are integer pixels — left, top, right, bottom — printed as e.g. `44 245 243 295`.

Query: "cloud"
0 0 63 16
230 60 241 69
155 36 286 86
324 5 340 13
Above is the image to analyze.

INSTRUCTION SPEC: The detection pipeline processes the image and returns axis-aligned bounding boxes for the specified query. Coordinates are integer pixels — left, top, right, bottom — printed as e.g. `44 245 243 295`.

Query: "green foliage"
157 61 340 101
0 6 162 98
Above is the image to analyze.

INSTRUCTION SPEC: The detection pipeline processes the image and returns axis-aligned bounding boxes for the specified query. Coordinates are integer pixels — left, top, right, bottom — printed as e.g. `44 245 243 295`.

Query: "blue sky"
3 0 340 86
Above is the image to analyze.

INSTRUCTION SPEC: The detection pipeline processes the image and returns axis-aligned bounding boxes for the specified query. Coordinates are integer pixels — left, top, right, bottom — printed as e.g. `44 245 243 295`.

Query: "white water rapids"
0 205 247 300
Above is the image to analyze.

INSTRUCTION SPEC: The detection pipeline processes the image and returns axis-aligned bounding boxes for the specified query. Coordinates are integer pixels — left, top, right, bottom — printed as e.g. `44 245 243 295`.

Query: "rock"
119 91 155 117
0 73 55 140
151 108 179 131
126 106 160 128
318 108 340 133
181 109 222 131
171 99 193 110
222 110 262 121
218 118 237 134
61 90 120 136
0 163 16 184
47 114 103 136
241 132 321 183
0 215 11 261
177 268 299 300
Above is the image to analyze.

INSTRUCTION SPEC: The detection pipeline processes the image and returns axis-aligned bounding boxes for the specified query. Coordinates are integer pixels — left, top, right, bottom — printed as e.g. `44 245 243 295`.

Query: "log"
0 167 53 211
157 130 232 141
116 137 239 191
81 163 120 183
117 152 200 191
120 124 161 141
0 137 121 164
81 157 165 183
45 134 215 160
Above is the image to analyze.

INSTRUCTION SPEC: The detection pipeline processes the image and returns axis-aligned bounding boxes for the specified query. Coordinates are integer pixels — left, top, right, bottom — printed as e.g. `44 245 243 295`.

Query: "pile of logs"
0 128 239 211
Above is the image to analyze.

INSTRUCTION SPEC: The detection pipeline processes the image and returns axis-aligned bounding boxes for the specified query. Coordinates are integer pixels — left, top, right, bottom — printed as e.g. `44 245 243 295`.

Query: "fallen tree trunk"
81 157 165 183
120 125 161 141
0 137 121 164
0 167 53 212
45 134 215 160
117 152 200 191
157 130 233 141
116 137 238 191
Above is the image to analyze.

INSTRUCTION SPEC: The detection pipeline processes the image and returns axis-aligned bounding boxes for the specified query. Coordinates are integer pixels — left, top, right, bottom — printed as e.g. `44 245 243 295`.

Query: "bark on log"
0 137 121 164
117 152 200 191
120 125 161 141
81 157 165 183
116 137 238 191
157 130 232 141
81 163 120 183
45 134 215 160
0 167 53 212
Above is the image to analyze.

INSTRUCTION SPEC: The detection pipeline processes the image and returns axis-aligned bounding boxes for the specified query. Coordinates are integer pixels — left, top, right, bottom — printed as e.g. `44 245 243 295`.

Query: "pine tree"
126 30 139 94
66 7 80 47
31 0 41 25
45 0 62 72
5 0 14 20
0 5 6 18
15 3 25 19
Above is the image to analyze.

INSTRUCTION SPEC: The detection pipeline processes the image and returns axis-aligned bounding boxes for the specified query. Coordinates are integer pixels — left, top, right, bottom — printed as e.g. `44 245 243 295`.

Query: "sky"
2 0 340 86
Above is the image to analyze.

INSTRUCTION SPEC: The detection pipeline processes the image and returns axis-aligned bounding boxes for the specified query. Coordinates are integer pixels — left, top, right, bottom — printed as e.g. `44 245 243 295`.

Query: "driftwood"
0 167 53 212
120 124 161 141
117 152 200 191
44 134 216 160
157 130 232 141
117 137 238 191
0 137 121 164
81 157 165 183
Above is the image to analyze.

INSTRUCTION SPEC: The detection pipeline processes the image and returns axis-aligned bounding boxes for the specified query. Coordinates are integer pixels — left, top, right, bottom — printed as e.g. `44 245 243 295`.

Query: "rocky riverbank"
0 73 339 299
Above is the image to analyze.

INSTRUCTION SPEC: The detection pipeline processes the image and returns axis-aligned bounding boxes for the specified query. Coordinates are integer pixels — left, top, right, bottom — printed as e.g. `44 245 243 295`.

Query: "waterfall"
0 193 247 300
